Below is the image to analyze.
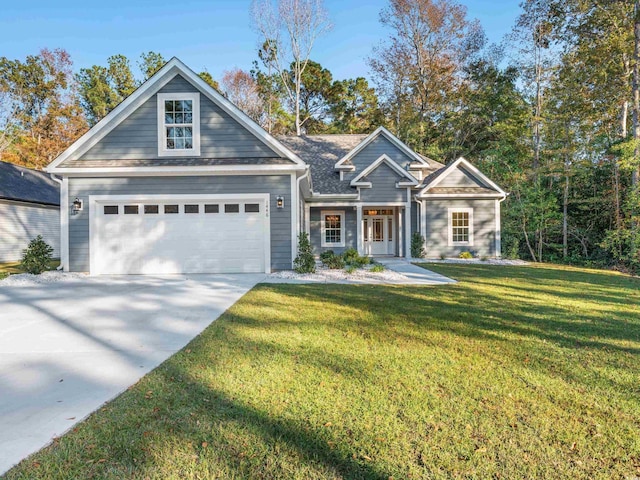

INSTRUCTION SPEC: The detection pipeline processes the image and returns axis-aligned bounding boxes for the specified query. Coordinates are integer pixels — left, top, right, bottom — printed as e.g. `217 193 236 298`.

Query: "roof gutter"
49 174 65 271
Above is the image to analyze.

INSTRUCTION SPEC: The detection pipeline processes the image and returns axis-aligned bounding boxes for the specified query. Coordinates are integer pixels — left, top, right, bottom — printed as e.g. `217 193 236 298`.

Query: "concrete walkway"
375 258 457 284
0 273 264 475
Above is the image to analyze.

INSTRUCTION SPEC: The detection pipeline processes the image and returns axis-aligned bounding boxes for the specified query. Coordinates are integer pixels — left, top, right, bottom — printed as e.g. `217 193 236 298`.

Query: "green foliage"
321 252 345 270
411 232 426 258
138 51 165 80
20 235 54 274
293 233 315 274
345 265 357 274
370 263 385 273
459 251 474 259
342 248 370 267
440 253 447 260
319 250 335 262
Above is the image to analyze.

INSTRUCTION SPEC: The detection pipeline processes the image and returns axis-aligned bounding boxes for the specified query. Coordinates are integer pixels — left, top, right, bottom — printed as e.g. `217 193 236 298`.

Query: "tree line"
0 0 638 271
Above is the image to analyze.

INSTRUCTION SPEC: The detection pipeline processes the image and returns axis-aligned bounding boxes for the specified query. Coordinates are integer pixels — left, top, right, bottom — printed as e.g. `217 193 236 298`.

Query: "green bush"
458 251 474 259
324 254 345 269
411 232 426 258
345 265 357 274
342 248 370 267
21 235 54 274
439 253 447 260
293 233 316 274
319 250 335 263
370 264 385 273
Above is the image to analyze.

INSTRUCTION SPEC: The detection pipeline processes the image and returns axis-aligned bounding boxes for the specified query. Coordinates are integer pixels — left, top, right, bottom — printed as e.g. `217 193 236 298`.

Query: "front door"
363 209 395 255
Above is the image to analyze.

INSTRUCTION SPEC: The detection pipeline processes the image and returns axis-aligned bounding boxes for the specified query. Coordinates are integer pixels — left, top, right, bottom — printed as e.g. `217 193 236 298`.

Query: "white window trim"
157 92 201 157
448 207 474 246
321 210 346 248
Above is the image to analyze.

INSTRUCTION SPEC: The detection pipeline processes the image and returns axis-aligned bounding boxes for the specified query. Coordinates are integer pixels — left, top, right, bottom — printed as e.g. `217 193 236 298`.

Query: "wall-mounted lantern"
72 197 83 215
276 196 285 209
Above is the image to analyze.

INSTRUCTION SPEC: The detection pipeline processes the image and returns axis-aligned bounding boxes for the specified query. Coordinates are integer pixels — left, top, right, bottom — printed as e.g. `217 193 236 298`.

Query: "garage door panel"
92 196 269 274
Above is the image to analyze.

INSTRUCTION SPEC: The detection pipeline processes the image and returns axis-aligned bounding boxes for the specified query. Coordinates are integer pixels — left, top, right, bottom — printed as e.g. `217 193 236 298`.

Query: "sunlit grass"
5 263 640 479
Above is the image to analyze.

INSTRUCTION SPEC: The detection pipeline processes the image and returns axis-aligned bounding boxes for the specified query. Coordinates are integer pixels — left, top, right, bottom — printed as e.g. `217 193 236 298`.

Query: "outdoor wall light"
72 197 83 214
276 196 285 209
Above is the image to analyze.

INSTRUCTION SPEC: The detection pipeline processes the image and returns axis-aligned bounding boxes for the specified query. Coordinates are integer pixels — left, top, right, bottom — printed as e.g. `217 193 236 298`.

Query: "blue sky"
1 0 521 81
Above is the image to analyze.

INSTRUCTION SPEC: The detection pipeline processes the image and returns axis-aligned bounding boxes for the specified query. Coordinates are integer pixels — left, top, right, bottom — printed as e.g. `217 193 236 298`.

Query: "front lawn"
5 264 640 479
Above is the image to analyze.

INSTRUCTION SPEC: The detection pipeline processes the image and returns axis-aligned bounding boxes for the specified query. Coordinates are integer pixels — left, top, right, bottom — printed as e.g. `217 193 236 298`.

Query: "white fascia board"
335 164 355 171
351 182 372 188
49 165 304 177
47 57 305 171
419 193 506 199
334 126 428 170
350 154 419 187
418 157 506 197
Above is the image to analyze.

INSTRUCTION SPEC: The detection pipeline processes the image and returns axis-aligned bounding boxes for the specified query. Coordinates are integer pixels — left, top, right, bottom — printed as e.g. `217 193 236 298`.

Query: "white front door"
363 210 395 255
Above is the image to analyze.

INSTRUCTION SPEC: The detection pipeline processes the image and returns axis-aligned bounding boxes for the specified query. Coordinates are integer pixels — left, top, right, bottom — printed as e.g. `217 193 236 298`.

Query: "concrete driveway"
0 273 265 475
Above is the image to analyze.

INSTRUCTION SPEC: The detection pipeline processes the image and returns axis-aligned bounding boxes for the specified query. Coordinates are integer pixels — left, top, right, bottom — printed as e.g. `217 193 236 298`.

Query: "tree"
0 48 87 168
251 0 332 135
198 70 220 90
221 68 265 124
138 51 166 80
329 77 383 134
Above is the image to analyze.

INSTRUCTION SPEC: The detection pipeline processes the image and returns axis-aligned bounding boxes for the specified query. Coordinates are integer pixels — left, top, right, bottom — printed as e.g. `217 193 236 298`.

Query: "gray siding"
437 166 486 188
309 207 356 256
359 163 407 203
68 175 292 272
0 201 60 262
411 201 418 235
77 75 278 161
344 135 416 182
424 199 497 258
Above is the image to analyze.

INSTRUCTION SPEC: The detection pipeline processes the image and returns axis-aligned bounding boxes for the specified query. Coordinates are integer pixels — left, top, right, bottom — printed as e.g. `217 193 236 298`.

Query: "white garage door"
90 194 270 274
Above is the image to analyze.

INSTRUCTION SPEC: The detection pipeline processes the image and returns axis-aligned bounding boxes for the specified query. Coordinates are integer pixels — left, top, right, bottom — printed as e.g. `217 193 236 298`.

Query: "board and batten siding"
436 167 486 188
0 201 60 262
358 163 407 203
67 175 292 272
75 75 278 161
424 199 496 257
309 207 357 255
344 135 416 182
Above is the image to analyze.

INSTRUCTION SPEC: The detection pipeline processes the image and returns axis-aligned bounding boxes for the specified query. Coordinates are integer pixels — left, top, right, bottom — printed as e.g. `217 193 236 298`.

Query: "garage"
89 194 270 275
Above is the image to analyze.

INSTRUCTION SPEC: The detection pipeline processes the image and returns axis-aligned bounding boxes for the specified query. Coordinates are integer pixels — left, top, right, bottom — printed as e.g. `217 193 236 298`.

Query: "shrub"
370 264 385 273
342 248 370 267
345 265 357 274
324 254 345 269
480 255 489 261
458 251 474 259
319 250 335 263
293 233 315 274
21 235 54 274
411 233 426 258
439 253 447 260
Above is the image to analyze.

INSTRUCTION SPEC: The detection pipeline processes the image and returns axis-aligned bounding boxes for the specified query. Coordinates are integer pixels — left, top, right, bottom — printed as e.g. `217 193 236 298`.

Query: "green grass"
0 260 60 280
5 264 640 479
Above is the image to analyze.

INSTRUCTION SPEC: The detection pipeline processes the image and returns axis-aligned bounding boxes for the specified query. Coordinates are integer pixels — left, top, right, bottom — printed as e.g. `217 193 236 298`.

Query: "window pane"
164 204 179 214
165 100 173 112
245 203 260 213
124 205 139 214
182 100 192 112
175 101 183 112
185 138 193 149
144 205 159 214
204 204 219 213
103 205 118 215
225 204 240 213
165 113 174 124
184 204 199 214
167 127 175 138
166 138 175 149
388 218 393 241
184 113 193 123
175 138 185 149
184 126 192 137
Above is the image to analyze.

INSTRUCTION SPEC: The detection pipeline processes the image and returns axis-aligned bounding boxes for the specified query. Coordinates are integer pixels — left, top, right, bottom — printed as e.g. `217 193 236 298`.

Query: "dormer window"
157 92 200 157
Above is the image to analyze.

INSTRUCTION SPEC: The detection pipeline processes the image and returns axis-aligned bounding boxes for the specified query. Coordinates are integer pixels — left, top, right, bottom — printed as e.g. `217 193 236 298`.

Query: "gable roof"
47 57 306 172
350 154 419 187
417 157 507 198
334 126 430 170
0 161 59 206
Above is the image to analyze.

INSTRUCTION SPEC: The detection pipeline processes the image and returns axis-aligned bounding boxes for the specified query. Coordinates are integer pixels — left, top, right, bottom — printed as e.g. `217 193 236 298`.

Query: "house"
46 58 506 275
0 161 60 262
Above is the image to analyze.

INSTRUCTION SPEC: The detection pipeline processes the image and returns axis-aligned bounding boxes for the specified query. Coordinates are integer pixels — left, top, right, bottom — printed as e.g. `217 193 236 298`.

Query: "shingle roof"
0 161 59 206
426 186 501 195
277 135 366 195
59 157 292 168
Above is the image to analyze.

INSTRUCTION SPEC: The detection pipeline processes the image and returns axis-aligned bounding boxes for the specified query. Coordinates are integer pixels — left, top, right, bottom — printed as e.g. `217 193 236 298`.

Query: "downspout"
296 167 310 235
49 173 65 271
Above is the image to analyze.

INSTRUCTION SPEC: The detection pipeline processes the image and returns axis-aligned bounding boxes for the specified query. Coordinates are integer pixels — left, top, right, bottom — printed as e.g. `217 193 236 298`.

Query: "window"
157 93 200 157
204 204 219 213
103 205 118 215
124 205 139 215
144 205 159 214
225 204 240 213
321 210 345 247
245 203 260 213
363 209 394 216
448 208 473 246
184 204 199 214
164 204 179 214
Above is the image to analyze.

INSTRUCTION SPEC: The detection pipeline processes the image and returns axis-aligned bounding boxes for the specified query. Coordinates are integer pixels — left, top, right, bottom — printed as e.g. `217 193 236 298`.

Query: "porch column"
405 189 412 259
356 204 363 255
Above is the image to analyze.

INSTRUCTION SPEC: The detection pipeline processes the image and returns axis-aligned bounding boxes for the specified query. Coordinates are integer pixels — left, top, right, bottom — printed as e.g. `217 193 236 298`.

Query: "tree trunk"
563 121 570 259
